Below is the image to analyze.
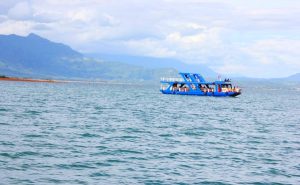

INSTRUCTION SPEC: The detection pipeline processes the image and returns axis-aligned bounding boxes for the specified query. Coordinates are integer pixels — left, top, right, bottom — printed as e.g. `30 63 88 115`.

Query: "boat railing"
160 77 184 82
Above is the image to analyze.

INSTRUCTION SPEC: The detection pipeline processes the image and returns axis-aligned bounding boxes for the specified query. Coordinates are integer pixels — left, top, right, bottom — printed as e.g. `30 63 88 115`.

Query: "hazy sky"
0 0 299 77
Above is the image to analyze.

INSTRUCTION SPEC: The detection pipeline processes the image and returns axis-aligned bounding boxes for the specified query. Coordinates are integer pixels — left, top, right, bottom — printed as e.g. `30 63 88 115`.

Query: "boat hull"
160 90 241 97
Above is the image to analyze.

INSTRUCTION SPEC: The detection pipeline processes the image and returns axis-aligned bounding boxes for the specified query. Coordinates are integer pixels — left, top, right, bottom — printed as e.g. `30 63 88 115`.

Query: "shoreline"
0 77 129 85
0 76 156 85
0 77 58 83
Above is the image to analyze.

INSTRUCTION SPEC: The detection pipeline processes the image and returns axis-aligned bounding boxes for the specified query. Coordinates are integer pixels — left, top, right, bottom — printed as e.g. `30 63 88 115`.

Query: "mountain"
0 33 81 77
285 73 300 81
0 33 178 80
87 53 217 77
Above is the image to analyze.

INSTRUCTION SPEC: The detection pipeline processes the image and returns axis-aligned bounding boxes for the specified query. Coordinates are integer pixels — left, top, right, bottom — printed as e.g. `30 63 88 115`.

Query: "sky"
0 0 299 78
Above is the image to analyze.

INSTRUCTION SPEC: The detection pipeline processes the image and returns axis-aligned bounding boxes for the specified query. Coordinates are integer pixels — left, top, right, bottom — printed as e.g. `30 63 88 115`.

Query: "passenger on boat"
172 84 178 91
199 85 207 92
179 87 186 92
233 86 240 92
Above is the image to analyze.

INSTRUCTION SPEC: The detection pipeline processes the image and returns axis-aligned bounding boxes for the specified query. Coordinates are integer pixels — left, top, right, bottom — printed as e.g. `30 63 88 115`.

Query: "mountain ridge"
86 53 217 77
284 73 300 81
0 33 178 80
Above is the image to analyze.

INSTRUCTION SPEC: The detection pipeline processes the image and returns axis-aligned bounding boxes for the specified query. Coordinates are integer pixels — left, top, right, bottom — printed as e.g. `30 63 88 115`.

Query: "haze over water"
0 81 300 184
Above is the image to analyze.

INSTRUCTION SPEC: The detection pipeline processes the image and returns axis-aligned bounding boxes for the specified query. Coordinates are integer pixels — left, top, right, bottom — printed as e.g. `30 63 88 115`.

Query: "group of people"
171 83 240 93
222 86 241 93
200 87 214 92
171 86 190 92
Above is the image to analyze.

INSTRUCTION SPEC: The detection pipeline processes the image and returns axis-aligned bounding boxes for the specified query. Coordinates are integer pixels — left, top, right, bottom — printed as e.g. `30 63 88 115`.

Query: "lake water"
0 81 300 184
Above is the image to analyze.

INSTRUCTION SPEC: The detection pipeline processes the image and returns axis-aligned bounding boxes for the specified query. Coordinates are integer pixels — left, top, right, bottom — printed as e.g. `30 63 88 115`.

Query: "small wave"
0 108 9 112
95 162 112 167
0 151 39 159
25 134 43 138
80 133 99 137
24 110 41 115
183 130 206 136
56 163 96 170
106 159 126 163
90 172 110 177
158 133 173 137
114 149 143 155
199 181 231 185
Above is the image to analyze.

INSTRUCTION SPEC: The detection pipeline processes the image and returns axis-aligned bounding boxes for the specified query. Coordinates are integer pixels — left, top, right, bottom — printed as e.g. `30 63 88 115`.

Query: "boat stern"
229 91 241 97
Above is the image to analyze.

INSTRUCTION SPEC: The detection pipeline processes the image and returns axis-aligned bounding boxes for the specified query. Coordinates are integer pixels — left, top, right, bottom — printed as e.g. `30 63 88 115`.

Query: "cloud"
240 39 300 77
0 15 8 23
32 23 51 30
0 0 20 14
123 38 176 57
7 1 33 20
232 8 300 31
0 0 299 77
0 20 34 35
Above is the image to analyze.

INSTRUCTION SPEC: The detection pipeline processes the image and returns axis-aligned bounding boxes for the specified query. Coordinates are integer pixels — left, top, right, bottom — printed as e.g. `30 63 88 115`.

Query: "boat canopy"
179 72 206 83
161 72 231 85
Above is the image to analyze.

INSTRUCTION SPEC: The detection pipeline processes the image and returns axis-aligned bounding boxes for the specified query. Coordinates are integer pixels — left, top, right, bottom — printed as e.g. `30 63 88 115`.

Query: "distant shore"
0 76 57 83
0 76 154 85
0 76 113 84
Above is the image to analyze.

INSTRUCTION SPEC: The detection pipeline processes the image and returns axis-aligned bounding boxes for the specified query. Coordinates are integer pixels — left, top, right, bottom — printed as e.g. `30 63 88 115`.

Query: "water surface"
0 81 299 184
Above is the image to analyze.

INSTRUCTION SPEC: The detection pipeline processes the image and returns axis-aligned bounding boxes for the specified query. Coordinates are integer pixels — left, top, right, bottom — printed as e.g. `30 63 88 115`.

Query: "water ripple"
0 81 299 184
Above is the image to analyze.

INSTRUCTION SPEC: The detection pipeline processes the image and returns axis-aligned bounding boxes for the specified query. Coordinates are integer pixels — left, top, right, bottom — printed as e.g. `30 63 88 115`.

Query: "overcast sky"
0 0 299 77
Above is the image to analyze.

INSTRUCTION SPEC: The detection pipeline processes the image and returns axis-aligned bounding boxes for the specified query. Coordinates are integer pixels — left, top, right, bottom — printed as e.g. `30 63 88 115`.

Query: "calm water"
0 81 300 184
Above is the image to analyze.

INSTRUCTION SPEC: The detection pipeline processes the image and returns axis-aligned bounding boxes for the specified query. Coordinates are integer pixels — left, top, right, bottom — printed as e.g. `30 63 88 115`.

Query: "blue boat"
160 72 241 97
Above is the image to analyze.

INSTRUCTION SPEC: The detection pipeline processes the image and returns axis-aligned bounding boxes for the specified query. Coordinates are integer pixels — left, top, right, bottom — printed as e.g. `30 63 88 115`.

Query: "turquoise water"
0 81 299 184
